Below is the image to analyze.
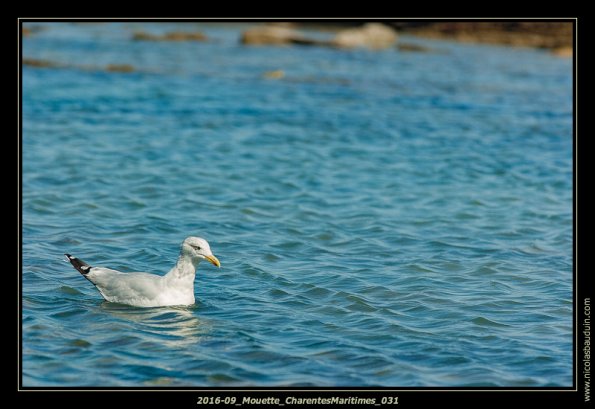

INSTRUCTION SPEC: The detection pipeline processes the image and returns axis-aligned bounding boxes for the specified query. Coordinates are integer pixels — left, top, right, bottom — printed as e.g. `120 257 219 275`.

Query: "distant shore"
395 22 571 48
299 21 573 55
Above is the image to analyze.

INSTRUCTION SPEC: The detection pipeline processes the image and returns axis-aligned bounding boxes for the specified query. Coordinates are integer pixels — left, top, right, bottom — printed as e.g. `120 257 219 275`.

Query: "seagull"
65 236 220 307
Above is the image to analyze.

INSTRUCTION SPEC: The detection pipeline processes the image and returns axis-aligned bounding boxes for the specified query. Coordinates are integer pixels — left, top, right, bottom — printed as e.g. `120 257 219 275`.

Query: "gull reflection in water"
98 301 212 348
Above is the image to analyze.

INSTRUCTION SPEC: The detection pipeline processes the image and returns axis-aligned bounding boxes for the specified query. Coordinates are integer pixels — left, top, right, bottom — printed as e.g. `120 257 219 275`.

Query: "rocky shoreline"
392 22 571 45
386 22 573 55
239 22 572 56
240 23 398 50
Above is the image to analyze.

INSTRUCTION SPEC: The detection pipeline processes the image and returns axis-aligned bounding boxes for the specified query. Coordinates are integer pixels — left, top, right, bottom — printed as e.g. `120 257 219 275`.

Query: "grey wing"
86 268 163 304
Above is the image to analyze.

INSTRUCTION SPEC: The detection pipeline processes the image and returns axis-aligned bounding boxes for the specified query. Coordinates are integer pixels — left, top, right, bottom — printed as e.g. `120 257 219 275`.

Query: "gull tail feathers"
65 254 93 276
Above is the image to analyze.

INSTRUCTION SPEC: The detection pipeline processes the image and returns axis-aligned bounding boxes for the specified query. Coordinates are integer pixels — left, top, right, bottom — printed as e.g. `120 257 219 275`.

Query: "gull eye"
192 245 201 251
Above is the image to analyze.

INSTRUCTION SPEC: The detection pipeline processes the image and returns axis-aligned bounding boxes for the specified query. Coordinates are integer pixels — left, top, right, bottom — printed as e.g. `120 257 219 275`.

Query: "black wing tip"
65 254 93 275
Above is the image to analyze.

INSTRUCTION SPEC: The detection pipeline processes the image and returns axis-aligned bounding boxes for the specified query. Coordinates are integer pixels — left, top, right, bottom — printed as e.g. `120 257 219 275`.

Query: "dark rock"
397 43 431 52
23 58 59 68
22 25 47 37
240 25 327 46
105 64 135 73
132 31 207 42
397 22 572 49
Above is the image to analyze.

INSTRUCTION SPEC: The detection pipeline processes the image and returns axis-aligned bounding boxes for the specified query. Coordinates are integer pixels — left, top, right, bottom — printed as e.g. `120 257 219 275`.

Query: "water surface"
22 22 573 386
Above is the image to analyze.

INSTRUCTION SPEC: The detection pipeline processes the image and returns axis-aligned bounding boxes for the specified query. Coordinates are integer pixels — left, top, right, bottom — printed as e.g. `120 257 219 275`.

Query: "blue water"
22 22 573 387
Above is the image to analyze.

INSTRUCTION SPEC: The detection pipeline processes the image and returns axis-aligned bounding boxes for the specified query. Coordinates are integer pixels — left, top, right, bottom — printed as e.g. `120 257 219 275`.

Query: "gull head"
181 236 221 268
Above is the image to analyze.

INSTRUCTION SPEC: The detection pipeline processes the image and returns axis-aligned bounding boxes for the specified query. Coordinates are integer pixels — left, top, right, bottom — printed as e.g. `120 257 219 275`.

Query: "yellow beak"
204 254 221 268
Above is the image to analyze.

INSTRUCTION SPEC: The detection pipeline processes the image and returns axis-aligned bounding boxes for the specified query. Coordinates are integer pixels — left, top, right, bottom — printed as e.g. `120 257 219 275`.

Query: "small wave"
471 316 510 327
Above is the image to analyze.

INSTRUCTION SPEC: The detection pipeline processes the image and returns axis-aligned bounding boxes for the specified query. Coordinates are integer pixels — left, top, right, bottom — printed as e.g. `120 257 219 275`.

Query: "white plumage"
65 236 220 308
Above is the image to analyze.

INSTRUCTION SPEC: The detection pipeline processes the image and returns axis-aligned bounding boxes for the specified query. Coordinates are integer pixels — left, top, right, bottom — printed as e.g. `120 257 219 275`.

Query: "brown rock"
105 64 135 73
397 43 431 52
22 27 32 37
132 31 207 42
263 70 285 79
163 32 207 41
332 23 398 50
399 22 572 49
132 32 157 41
241 25 325 46
23 58 58 68
551 46 572 58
